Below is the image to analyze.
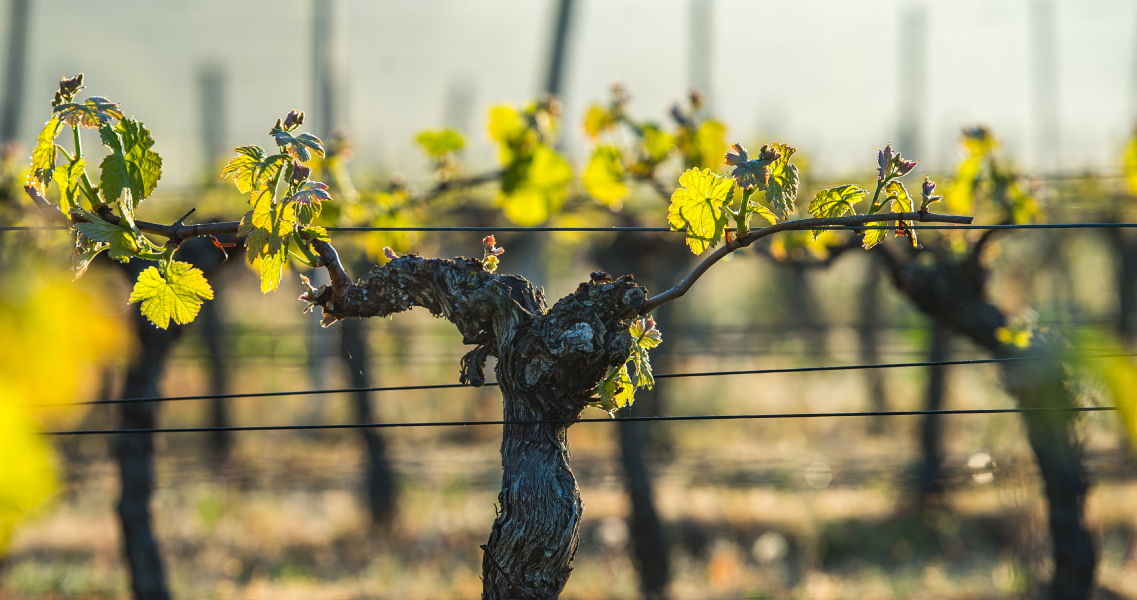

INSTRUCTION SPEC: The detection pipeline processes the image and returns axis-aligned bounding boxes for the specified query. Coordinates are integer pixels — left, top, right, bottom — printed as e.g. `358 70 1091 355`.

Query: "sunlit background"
2 1 1137 599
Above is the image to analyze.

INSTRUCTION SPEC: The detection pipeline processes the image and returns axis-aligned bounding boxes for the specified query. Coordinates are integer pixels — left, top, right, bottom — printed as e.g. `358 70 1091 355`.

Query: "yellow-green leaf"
51 158 86 214
764 142 800 219
582 145 627 206
1125 136 1137 196
488 105 525 144
886 181 913 213
583 104 614 139
667 168 733 254
53 97 123 129
221 146 285 194
128 262 214 329
497 145 572 226
30 116 62 185
808 184 866 239
415 128 465 157
862 224 888 249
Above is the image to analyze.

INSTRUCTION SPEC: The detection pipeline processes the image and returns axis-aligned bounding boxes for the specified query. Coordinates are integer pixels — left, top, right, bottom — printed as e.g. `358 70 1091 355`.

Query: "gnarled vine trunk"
116 299 180 600
304 249 646 598
876 242 1095 599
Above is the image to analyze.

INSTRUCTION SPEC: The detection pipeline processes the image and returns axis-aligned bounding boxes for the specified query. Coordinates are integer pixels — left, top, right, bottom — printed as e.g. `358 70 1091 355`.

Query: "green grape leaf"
270 128 324 162
244 191 297 292
98 118 162 207
667 168 733 254
885 181 913 213
301 225 330 242
51 158 86 214
764 142 799 219
221 146 286 194
72 237 106 279
628 317 662 389
497 145 572 226
681 119 727 171
287 181 332 207
30 116 62 184
53 97 123 129
73 209 141 263
640 124 675 164
488 105 525 144
862 224 888 249
128 262 214 329
582 104 615 139
746 197 778 227
582 145 627 206
415 128 465 157
808 184 867 240
593 364 634 414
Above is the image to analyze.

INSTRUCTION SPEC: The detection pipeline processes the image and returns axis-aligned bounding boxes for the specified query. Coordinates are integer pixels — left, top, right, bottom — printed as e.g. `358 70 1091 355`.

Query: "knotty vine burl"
26 75 969 599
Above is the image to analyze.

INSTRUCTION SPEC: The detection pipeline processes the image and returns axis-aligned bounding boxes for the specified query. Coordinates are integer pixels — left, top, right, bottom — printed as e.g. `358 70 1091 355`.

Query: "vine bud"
895 156 918 176
283 110 304 130
58 74 84 101
922 176 936 198
877 144 893 179
290 161 310 184
757 144 781 163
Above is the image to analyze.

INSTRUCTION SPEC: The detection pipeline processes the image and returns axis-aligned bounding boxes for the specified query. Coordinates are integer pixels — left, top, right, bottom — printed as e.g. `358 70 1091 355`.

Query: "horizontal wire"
4 223 1137 233
35 353 1136 409
40 406 1119 436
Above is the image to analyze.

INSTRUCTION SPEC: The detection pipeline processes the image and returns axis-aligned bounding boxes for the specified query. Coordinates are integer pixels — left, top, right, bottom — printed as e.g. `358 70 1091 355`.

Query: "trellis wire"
41 405 1119 436
34 352 1136 409
5 222 1137 233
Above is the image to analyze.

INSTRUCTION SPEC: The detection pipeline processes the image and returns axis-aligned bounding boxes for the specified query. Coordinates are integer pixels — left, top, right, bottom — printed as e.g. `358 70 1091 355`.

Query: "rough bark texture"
915 321 950 503
305 254 646 599
594 229 688 599
115 267 181 600
340 316 397 524
876 241 1095 599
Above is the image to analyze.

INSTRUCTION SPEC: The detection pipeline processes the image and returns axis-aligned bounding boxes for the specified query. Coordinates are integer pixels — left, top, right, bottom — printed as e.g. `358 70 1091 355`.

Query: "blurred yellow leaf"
582 104 614 139
582 145 627 206
497 145 571 226
0 395 56 554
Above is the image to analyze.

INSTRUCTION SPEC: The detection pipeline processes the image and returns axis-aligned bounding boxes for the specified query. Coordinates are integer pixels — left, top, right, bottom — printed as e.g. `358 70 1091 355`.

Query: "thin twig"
637 211 973 315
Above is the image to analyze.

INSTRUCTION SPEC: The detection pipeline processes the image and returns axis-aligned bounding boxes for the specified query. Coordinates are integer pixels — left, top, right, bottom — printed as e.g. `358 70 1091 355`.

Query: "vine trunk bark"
303 252 647 598
339 316 397 524
115 307 180 600
877 243 1095 599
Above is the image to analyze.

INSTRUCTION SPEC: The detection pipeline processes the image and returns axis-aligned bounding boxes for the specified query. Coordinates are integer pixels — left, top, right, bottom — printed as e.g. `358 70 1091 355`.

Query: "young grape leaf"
764 142 799 219
30 116 62 185
593 364 634 414
287 180 332 207
628 317 662 389
583 104 615 139
497 145 572 226
243 191 297 292
807 184 866 239
271 128 324 163
74 209 141 263
685 120 727 171
861 224 888 249
98 118 162 207
415 128 465 157
640 124 675 164
51 158 86 214
301 225 330 242
667 168 733 254
745 196 778 227
582 145 627 206
128 262 214 329
221 146 286 194
53 97 123 129
488 105 526 144
884 181 917 247
1125 135 1137 196
72 237 106 279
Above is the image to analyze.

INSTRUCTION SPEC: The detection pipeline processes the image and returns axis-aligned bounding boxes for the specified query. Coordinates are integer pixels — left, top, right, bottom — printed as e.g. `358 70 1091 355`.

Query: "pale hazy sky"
6 0 1135 187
